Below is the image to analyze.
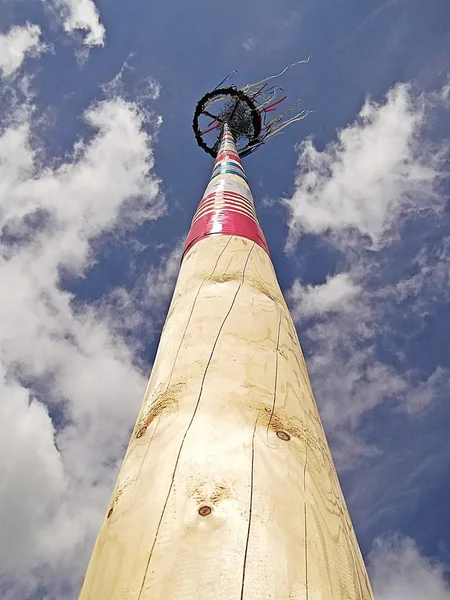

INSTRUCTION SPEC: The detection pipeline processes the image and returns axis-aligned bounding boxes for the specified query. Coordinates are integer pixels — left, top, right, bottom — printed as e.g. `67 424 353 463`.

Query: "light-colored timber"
79 127 374 600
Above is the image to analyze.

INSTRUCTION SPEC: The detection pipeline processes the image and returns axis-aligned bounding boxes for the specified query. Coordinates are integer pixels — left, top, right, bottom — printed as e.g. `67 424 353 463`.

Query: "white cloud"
304 324 407 467
370 536 450 600
280 82 450 600
284 83 444 250
50 0 105 46
287 273 361 320
286 262 450 468
0 364 65 585
283 84 450 468
0 24 46 77
287 271 400 466
0 86 164 597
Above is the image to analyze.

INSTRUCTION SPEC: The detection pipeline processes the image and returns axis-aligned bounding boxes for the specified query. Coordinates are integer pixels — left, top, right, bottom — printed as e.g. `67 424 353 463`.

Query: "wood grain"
79 235 374 600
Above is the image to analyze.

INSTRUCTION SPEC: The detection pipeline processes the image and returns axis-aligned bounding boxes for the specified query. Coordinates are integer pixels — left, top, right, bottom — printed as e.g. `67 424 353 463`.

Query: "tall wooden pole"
79 125 374 599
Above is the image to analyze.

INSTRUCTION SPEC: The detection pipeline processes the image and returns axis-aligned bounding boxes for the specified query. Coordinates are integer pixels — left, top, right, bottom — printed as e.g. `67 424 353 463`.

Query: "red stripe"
263 95 288 112
184 211 269 257
202 125 222 135
216 151 241 163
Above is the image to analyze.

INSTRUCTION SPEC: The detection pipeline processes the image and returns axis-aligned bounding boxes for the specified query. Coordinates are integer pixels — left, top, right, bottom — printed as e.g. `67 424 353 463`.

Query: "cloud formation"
0 24 46 77
50 0 105 46
284 83 450 468
284 83 445 250
288 273 361 320
0 83 164 597
370 536 450 600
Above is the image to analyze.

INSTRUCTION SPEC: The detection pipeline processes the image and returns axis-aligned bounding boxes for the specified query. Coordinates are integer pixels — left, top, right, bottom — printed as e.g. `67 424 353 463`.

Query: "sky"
0 0 449 598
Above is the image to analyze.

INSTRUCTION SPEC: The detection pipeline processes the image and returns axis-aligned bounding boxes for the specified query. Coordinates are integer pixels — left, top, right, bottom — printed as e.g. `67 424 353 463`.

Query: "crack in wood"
240 414 259 600
137 243 255 599
266 310 282 447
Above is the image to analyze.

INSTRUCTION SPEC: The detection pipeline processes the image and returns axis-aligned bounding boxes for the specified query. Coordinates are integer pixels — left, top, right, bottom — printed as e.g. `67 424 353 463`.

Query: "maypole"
80 74 374 600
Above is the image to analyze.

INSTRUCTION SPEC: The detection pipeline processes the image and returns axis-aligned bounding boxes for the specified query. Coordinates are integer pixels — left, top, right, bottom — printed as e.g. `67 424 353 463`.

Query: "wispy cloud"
242 37 256 52
100 241 183 351
337 0 401 50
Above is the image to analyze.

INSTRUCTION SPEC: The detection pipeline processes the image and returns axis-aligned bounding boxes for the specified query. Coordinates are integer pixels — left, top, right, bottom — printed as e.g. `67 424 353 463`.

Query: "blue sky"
0 0 449 598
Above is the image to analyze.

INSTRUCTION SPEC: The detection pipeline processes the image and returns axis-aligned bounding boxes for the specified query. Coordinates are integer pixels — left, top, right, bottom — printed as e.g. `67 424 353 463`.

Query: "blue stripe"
210 169 248 183
212 164 246 177
215 160 244 171
212 166 245 179
212 162 245 175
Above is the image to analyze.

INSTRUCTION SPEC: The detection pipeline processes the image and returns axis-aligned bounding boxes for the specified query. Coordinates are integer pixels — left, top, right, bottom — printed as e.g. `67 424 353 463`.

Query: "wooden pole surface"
79 127 374 600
